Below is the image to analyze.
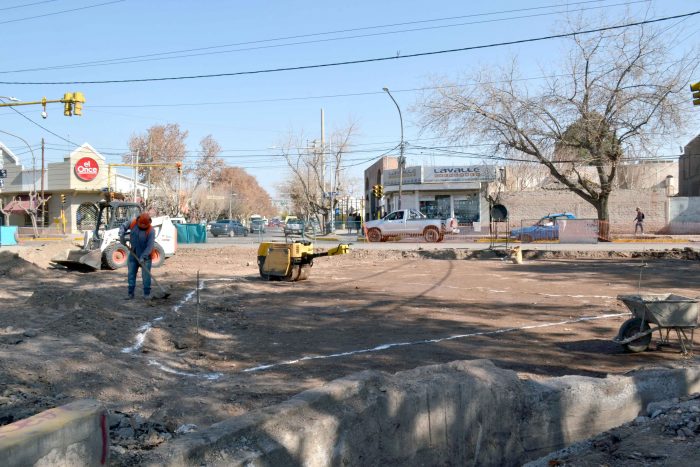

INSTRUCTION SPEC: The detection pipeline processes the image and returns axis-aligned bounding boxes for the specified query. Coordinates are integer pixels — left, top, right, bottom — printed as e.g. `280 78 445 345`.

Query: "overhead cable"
2 11 696 85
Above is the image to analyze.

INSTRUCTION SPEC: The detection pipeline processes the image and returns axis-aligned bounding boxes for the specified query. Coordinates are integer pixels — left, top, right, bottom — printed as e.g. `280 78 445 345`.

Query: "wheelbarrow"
613 294 699 355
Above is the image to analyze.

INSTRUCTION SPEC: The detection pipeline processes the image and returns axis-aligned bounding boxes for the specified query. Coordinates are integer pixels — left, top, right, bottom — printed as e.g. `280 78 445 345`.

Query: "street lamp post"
382 87 405 210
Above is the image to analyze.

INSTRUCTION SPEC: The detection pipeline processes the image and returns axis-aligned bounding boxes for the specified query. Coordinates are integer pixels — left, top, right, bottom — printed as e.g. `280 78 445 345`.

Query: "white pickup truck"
364 209 459 243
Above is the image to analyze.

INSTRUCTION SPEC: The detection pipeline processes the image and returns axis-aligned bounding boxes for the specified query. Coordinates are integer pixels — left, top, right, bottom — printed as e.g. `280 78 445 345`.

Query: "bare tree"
1 190 51 238
279 122 357 230
191 135 224 193
418 15 697 223
211 167 276 221
127 124 188 215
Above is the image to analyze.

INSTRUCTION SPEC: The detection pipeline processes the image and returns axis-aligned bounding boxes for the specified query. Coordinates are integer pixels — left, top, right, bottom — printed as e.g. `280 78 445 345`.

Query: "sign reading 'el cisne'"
74 157 99 182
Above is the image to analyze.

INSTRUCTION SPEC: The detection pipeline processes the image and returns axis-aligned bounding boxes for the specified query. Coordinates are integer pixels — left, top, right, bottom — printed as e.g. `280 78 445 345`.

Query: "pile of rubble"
528 393 700 466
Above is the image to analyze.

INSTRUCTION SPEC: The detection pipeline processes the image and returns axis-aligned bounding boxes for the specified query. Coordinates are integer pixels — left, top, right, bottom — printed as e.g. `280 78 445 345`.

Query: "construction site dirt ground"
2 241 700 465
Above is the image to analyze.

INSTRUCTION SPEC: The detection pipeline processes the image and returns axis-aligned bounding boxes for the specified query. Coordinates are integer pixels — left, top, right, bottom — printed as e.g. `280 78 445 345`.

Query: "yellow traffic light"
72 92 85 116
63 92 74 116
691 81 700 106
377 185 384 198
60 193 66 204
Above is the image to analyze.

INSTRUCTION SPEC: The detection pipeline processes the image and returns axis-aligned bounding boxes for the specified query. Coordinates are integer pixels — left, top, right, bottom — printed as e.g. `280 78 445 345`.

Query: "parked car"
364 209 459 243
510 213 576 242
210 219 248 237
250 218 267 233
284 218 304 235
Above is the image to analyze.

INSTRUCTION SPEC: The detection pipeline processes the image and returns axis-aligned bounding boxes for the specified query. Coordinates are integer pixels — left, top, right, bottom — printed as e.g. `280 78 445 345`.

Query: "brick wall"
500 188 667 234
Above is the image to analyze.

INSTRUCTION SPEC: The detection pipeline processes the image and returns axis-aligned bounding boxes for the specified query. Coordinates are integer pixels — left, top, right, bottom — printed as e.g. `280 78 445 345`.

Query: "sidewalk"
312 228 700 245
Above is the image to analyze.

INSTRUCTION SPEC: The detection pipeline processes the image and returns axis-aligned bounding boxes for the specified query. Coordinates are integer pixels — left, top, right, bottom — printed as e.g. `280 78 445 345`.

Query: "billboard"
423 166 497 183
384 166 422 186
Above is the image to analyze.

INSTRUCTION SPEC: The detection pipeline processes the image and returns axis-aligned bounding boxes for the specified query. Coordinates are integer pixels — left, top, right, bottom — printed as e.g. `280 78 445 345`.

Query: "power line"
0 0 633 74
0 0 124 26
3 0 651 74
3 10 696 85
0 0 60 12
6 106 80 147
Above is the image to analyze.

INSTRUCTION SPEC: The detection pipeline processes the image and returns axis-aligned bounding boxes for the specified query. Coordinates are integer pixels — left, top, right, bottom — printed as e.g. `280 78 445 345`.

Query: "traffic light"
372 184 384 198
691 82 700 106
176 162 182 174
63 92 74 116
72 92 85 116
60 193 66 204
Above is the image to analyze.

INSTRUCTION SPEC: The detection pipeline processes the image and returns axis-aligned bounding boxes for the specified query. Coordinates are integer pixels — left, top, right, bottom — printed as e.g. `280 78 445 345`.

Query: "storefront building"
0 142 145 234
369 161 498 231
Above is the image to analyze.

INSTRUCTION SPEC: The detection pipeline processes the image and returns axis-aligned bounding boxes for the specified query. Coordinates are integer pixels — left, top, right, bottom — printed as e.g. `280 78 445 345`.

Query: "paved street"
185 226 700 252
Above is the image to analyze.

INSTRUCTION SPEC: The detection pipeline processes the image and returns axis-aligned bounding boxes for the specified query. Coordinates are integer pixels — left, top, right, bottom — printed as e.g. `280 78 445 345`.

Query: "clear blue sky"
0 0 698 197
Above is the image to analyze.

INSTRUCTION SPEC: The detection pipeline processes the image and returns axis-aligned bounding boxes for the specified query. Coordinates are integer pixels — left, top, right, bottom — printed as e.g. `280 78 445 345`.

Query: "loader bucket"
50 249 102 272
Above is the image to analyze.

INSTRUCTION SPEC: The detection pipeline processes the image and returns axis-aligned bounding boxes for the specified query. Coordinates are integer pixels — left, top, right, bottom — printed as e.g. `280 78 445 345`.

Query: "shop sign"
424 165 497 183
384 166 422 186
74 157 99 182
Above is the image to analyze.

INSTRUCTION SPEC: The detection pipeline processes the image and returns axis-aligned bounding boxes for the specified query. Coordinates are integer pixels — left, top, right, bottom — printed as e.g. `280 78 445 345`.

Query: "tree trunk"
595 195 610 241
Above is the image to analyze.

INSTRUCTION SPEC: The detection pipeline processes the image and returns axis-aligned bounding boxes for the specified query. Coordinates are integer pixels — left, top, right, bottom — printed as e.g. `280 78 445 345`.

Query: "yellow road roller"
257 241 349 281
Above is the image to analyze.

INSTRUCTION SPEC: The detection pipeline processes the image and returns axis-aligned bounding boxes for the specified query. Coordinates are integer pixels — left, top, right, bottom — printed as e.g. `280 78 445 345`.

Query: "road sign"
0 169 7 178
207 195 225 200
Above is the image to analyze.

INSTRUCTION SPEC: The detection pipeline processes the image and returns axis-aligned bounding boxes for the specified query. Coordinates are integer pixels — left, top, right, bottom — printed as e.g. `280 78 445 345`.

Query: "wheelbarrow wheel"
619 318 652 353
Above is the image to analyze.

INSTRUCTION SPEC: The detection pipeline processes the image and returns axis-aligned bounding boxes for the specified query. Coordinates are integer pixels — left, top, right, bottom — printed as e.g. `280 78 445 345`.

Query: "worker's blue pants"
127 256 152 296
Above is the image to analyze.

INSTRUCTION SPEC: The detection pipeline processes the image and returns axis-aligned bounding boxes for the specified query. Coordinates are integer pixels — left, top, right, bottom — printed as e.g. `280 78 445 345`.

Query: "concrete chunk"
0 399 108 467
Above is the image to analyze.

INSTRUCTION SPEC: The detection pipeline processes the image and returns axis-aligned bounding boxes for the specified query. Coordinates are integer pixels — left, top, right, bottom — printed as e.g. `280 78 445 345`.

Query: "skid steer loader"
257 240 349 281
51 200 177 271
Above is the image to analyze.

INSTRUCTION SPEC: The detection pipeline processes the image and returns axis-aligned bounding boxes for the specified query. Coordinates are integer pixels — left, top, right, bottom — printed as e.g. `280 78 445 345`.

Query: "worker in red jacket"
119 212 155 299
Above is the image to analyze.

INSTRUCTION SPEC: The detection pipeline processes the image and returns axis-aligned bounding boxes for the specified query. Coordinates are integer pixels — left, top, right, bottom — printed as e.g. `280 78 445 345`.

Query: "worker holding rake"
119 213 155 300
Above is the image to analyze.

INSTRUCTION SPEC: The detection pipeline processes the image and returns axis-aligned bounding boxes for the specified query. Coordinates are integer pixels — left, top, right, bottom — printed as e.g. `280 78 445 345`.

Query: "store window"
454 193 480 224
419 200 437 218
77 202 98 231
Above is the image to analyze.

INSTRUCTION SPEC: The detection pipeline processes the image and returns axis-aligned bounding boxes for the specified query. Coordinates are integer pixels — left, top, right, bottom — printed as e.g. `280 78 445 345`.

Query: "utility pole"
321 109 327 233
228 181 233 220
146 138 151 206
40 138 45 227
133 149 139 202
329 141 335 232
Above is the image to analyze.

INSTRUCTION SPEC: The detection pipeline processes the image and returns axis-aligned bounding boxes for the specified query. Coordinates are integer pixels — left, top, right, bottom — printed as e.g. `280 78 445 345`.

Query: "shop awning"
2 199 37 213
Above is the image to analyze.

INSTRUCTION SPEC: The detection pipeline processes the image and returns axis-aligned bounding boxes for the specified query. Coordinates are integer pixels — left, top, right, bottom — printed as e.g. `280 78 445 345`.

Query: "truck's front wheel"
367 228 382 243
423 227 440 243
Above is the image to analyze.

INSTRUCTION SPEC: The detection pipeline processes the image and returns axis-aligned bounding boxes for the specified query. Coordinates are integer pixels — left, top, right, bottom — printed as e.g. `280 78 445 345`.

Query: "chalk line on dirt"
121 278 236 363
242 312 628 373
148 359 222 381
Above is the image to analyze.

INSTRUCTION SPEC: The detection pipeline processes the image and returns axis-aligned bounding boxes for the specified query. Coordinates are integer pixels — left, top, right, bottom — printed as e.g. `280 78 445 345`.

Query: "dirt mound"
25 287 98 311
0 251 48 279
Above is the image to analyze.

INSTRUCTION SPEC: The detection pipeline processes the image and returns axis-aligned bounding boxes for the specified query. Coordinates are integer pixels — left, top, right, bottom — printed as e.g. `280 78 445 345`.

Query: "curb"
0 399 108 466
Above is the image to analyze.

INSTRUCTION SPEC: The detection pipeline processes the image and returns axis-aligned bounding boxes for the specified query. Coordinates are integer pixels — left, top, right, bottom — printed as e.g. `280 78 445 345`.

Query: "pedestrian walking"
119 212 155 299
634 207 645 236
347 211 354 234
